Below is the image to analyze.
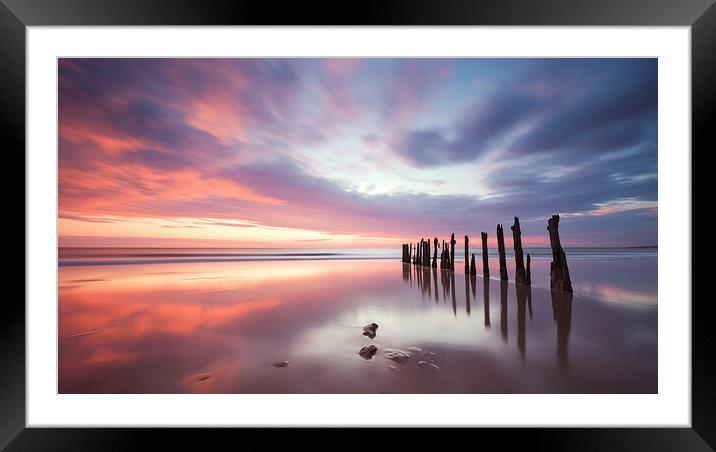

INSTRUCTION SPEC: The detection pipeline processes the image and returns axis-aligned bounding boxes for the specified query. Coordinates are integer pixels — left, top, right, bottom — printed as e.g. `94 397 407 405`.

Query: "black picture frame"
4 0 711 449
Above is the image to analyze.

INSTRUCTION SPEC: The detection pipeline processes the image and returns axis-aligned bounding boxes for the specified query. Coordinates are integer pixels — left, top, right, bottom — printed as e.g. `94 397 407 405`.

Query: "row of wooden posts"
401 214 573 292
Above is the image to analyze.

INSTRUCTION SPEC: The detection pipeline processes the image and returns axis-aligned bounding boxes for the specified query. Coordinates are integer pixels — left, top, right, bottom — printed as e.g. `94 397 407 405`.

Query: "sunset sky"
58 58 657 248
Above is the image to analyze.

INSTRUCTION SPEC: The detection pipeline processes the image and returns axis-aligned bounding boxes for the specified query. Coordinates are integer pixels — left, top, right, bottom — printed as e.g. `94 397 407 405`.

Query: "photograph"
57 57 658 394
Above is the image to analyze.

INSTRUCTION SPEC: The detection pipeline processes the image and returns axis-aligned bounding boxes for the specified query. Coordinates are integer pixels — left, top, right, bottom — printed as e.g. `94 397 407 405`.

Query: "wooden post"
470 253 476 275
450 233 456 271
497 224 508 281
547 214 573 292
464 235 469 274
511 216 527 284
481 232 490 278
432 237 438 268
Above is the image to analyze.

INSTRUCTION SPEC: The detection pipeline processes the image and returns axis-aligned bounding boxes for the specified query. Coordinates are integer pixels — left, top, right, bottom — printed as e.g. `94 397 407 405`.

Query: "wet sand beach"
58 249 656 394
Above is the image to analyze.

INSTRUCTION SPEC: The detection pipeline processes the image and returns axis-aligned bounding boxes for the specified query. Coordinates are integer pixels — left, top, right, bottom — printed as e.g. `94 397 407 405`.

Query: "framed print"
6 0 713 449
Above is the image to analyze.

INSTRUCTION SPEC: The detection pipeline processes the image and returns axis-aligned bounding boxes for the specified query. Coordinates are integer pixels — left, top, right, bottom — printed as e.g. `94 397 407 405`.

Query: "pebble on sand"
362 323 379 339
359 345 378 360
273 360 290 368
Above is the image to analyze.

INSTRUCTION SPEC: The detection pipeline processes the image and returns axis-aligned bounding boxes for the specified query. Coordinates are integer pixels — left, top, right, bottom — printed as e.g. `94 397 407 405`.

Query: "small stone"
407 347 423 353
384 348 411 362
389 365 397 372
359 345 378 360
194 374 211 381
273 360 290 368
362 323 379 339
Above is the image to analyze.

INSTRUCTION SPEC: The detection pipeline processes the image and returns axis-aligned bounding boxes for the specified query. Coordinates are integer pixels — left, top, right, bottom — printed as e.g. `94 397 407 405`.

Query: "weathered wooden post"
409 243 413 264
450 233 456 271
470 253 476 275
481 232 490 278
511 216 527 284
496 224 508 281
425 240 430 267
432 237 438 268
464 235 470 274
547 214 573 292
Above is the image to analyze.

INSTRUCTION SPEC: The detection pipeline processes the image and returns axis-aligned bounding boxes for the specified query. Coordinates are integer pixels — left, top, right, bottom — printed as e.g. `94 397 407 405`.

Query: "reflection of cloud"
59 259 657 393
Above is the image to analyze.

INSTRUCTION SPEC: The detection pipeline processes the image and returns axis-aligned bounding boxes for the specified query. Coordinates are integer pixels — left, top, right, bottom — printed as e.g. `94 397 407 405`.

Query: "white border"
27 26 691 427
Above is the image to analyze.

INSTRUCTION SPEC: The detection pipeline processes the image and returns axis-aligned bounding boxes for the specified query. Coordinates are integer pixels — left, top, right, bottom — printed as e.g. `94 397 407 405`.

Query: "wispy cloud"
58 58 658 247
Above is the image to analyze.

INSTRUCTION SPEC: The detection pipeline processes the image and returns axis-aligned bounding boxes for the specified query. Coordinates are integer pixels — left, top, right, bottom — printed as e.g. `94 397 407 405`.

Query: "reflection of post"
500 280 508 342
416 263 423 297
516 283 527 360
547 214 573 292
424 267 431 299
402 262 410 281
469 272 476 298
551 290 573 369
465 273 471 315
408 258 412 286
511 216 527 284
497 224 508 281
481 232 490 278
527 284 533 318
432 267 439 304
483 278 491 328
450 271 457 316
464 235 470 274
526 254 532 285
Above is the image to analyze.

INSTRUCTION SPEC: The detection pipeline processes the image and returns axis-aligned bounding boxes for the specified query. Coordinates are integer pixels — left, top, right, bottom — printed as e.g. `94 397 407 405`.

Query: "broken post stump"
511 216 527 284
547 214 573 292
497 224 508 281
470 253 476 275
